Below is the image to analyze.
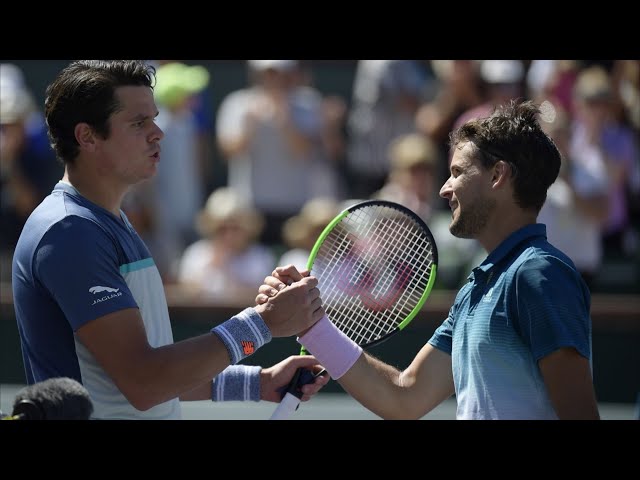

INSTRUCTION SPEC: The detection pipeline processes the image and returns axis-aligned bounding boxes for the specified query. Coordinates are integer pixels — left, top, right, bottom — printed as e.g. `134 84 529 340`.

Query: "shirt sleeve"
34 216 139 331
428 305 455 355
512 255 592 361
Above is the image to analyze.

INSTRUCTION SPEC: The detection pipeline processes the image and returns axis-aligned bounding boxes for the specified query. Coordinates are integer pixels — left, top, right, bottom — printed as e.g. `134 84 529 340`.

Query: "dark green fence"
2 288 639 403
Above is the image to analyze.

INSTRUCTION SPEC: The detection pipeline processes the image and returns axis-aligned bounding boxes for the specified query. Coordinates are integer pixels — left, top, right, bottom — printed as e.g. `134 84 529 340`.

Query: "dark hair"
44 60 156 165
449 99 561 212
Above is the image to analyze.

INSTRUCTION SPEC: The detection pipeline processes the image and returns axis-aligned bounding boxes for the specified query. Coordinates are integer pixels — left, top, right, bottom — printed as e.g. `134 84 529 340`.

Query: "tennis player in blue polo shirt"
261 99 600 419
12 60 328 419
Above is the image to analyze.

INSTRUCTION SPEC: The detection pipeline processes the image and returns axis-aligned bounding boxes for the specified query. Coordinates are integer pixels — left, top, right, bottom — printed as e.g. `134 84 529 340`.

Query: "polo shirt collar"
471 223 547 277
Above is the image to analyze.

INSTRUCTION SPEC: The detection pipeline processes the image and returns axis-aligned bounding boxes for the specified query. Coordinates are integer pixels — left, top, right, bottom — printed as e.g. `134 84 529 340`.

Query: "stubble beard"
449 197 496 239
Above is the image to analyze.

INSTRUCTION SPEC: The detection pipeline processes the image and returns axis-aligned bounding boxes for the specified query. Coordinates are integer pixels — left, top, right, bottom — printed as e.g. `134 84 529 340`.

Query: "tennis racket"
270 199 438 419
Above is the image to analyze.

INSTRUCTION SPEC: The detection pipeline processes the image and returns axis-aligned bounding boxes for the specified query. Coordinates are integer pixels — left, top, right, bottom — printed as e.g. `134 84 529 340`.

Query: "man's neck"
477 210 538 254
62 168 126 217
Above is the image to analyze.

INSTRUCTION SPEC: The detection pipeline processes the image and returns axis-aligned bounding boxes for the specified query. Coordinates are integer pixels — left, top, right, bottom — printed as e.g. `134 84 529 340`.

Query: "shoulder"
510 245 588 299
514 243 576 278
43 212 114 248
18 195 110 257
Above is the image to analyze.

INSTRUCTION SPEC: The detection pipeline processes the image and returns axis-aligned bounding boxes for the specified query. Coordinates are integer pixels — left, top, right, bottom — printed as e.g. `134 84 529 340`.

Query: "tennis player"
12 60 328 420
260 100 600 420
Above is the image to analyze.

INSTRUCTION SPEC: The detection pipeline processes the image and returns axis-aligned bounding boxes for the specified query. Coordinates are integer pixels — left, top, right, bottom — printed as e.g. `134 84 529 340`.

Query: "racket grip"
269 392 302 420
270 367 321 420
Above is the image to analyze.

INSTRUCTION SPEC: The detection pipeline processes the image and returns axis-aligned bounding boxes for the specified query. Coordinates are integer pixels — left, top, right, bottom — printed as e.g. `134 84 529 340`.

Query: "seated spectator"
373 133 439 222
176 187 276 304
278 197 340 271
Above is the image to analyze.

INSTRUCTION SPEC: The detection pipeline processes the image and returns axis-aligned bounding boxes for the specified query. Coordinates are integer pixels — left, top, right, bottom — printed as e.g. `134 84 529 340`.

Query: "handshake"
252 264 362 382
252 264 325 338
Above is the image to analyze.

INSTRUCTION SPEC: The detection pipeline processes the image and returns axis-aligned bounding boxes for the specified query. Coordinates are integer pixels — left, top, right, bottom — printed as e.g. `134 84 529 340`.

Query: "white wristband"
297 315 363 379
212 365 262 402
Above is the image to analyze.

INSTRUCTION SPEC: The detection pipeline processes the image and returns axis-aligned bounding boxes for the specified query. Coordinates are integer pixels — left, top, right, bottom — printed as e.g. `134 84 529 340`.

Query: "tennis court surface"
1 384 636 420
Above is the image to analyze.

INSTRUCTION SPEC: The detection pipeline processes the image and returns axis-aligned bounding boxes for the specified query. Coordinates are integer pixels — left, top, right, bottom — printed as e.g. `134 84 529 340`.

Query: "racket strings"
313 204 435 346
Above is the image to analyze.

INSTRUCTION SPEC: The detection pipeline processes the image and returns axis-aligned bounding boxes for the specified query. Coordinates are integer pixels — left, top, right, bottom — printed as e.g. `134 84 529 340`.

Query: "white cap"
0 63 35 124
480 60 524 84
248 60 298 71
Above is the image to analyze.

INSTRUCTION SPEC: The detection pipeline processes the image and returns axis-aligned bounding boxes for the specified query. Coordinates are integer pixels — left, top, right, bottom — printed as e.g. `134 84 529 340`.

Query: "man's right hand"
254 266 323 338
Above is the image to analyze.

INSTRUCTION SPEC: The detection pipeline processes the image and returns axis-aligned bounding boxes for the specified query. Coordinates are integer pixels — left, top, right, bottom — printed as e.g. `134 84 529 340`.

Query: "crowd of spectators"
2 60 638 298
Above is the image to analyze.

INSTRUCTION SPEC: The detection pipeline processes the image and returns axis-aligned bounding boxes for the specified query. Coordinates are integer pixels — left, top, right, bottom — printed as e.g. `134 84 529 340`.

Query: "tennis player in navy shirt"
12 60 328 419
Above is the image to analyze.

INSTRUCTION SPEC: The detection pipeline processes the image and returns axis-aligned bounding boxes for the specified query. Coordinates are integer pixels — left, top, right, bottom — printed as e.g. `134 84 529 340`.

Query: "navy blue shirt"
12 182 180 419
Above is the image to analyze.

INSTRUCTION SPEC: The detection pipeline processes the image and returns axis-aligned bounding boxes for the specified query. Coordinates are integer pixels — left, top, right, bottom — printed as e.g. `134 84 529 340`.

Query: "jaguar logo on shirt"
90 285 122 305
89 286 119 294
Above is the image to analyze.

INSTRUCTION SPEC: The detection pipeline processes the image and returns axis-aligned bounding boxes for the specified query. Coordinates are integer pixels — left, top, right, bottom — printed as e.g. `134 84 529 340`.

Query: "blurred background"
1 60 638 417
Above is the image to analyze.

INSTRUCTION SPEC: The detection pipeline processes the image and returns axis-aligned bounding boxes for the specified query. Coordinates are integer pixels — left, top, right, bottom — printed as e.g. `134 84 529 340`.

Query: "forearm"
135 332 233 409
298 316 445 419
337 353 418 419
179 379 213 401
127 308 270 410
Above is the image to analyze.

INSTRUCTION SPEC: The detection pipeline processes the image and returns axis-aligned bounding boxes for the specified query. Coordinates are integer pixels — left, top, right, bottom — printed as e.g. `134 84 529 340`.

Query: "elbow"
129 397 157 412
118 380 166 412
383 399 433 420
382 410 424 420
121 387 158 412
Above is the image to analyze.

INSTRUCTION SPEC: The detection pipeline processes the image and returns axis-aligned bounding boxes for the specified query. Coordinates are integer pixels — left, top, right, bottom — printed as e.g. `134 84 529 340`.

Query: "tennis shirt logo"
90 285 122 305
483 287 494 303
90 286 119 294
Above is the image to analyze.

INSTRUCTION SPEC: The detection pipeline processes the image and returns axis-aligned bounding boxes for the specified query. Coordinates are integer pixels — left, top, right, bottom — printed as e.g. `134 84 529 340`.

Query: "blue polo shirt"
12 182 180 419
429 223 592 419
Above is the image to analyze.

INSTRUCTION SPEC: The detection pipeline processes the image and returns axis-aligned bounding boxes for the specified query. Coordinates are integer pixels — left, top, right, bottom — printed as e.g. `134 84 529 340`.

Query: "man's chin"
450 223 473 239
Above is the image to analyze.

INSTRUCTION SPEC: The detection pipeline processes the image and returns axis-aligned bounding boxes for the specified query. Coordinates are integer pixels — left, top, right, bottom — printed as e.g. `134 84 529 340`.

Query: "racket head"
307 200 438 349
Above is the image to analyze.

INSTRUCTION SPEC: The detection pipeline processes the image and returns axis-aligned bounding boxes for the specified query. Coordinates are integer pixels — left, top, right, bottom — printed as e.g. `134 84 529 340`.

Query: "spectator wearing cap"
176 186 276 303
216 60 341 247
278 197 340 272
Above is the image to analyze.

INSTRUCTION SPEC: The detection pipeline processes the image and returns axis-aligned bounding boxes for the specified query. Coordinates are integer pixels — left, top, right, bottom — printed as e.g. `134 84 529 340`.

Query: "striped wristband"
212 365 262 402
297 315 363 379
211 307 272 365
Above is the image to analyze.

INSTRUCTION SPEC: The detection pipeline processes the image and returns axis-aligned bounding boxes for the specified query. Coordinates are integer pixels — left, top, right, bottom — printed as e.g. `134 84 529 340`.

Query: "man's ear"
75 123 96 152
492 160 511 188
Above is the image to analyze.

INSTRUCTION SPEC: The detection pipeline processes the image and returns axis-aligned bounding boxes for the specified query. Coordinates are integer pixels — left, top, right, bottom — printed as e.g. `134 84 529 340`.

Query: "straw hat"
283 197 339 249
574 66 612 102
388 133 437 171
196 187 264 239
